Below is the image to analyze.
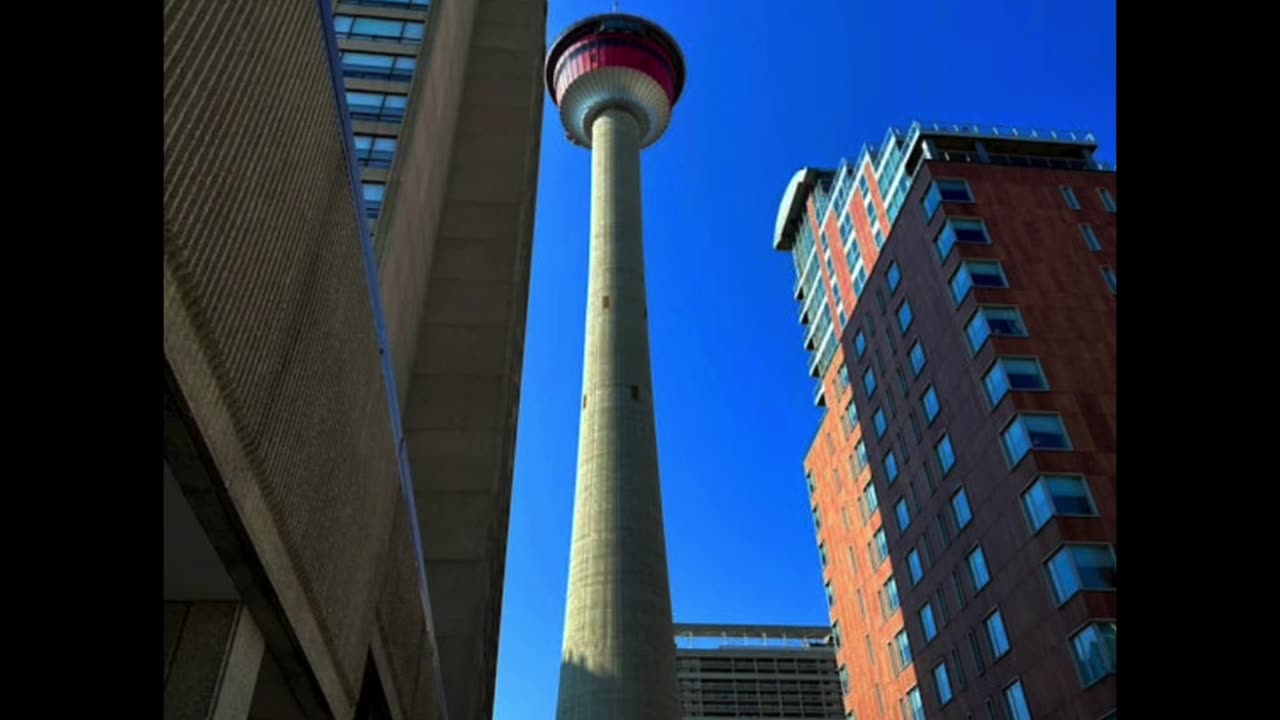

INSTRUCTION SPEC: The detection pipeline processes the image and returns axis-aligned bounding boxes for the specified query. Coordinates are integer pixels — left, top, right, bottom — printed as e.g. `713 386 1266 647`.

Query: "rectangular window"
950 260 1009 304
362 181 386 219
843 400 859 435
934 661 953 706
907 686 926 720
968 631 986 676
884 577 901 614
1098 187 1117 213
937 512 952 547
857 588 868 619
897 299 914 334
839 664 850 694
872 528 889 567
346 91 408 123
920 385 940 424
935 217 991 261
951 648 967 690
1022 474 1098 531
1046 544 1117 603
1002 413 1072 466
895 498 911 532
893 628 912 668
1060 185 1081 210
856 440 869 471
908 411 923 445
825 582 835 608
352 134 398 169
874 408 888 438
920 603 938 642
840 211 856 243
340 51 416 81
923 178 974 220
984 356 1049 406
1004 680 1033 720
951 488 973 530
334 15 425 42
908 548 924 585
967 545 991 591
936 434 956 475
819 542 829 568
874 225 885 249
888 262 902 294
884 450 899 484
951 570 968 608
1070 621 1116 686
863 367 877 397
1080 224 1102 252
896 368 910 398
855 330 867 358
986 609 1011 658
863 481 880 517
966 306 1029 353
909 341 927 377
1101 266 1117 294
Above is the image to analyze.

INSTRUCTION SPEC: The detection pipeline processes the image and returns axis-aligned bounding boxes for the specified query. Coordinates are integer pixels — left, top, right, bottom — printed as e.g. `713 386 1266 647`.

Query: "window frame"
1021 474 1099 533
1000 412 1073 467
1060 184 1081 210
985 608 1011 659
983 356 1050 407
1068 619 1117 687
1044 542 1117 605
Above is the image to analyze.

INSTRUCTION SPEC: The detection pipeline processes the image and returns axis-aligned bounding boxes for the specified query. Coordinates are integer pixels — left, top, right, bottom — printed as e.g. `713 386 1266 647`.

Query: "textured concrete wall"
556 109 681 720
164 0 415 716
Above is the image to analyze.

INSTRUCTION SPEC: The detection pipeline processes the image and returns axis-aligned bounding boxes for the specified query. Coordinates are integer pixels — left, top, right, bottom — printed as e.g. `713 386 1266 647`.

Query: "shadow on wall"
554 655 619 719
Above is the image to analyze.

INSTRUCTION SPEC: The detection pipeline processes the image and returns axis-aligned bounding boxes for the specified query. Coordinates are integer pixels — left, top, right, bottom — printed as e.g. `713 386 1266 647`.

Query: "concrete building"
163 0 545 717
543 13 687 720
772 123 1116 720
674 624 845 719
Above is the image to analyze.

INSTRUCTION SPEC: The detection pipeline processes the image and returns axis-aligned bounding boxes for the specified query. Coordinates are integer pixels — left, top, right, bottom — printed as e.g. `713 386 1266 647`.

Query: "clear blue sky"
495 0 1116 717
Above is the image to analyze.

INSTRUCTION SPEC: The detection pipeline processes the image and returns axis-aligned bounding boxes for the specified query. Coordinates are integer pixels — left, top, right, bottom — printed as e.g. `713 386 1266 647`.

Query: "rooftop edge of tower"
545 13 686 107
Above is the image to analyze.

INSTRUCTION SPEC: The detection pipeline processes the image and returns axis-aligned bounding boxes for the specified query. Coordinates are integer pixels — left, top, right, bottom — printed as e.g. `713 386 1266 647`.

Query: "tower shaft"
556 108 680 719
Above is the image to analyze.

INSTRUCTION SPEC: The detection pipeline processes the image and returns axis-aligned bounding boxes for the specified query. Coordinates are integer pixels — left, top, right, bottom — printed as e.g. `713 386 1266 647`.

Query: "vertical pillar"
164 602 265 720
556 107 680 720
921 138 938 160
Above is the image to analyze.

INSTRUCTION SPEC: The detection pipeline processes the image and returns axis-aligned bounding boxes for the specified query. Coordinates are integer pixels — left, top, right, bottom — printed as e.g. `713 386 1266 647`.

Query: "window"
334 15 425 42
855 330 867 358
897 299 914 334
895 498 911 532
896 368 910 398
936 434 956 475
1070 622 1116 686
920 603 938 642
863 367 877 397
872 528 889 566
888 262 902 294
1046 544 1117 603
839 665 851 694
906 686 926 720
856 440 869 471
986 609 1011 658
967 546 991 591
921 386 940 423
909 341 927 377
873 225 885 249
884 577 901 614
950 260 1009 304
966 306 1029 352
362 181 386 219
983 357 1049 406
1098 187 1117 213
893 629 913 668
1060 185 1081 210
935 218 991 261
951 488 973 530
352 134 397 169
923 178 975 220
1001 413 1072 465
843 400 859 434
968 632 986 676
825 582 835 608
1079 224 1102 252
339 51 417 81
840 210 856 243
908 412 923 445
934 662 953 705
1005 680 1033 720
873 408 888 438
908 549 924 585
819 543 829 568
1101 266 1117 294
346 91 408 123
1022 475 1098 531
883 450 899 483
863 481 880 516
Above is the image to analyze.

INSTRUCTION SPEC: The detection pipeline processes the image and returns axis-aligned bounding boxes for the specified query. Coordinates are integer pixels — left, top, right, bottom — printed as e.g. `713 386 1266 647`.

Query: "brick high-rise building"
772 123 1116 720
163 1 544 718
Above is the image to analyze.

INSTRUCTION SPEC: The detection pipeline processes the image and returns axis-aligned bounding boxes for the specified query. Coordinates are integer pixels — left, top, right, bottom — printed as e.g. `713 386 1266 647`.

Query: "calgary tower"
544 12 687 719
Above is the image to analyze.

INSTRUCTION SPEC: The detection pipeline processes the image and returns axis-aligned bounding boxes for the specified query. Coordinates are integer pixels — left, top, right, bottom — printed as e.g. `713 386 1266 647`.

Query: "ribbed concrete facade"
557 109 681 719
163 0 544 717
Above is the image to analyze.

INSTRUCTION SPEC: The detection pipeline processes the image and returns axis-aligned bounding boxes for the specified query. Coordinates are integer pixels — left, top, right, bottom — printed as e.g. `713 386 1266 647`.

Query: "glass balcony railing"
916 121 1097 144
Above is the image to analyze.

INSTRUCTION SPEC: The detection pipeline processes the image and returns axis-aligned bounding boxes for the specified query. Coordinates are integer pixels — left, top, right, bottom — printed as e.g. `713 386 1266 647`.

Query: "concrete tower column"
163 602 264 720
545 13 688 720
557 107 680 720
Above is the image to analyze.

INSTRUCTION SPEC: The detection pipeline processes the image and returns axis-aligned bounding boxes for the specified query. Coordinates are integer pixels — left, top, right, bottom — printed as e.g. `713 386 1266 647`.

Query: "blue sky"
495 0 1116 717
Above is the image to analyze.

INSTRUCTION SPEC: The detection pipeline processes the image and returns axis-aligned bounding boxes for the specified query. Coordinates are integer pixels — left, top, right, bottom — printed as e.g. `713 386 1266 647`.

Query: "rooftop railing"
916 121 1098 144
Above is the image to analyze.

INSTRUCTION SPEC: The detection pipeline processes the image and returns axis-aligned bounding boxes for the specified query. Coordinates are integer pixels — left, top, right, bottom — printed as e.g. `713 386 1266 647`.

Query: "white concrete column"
164 602 264 720
556 108 680 720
